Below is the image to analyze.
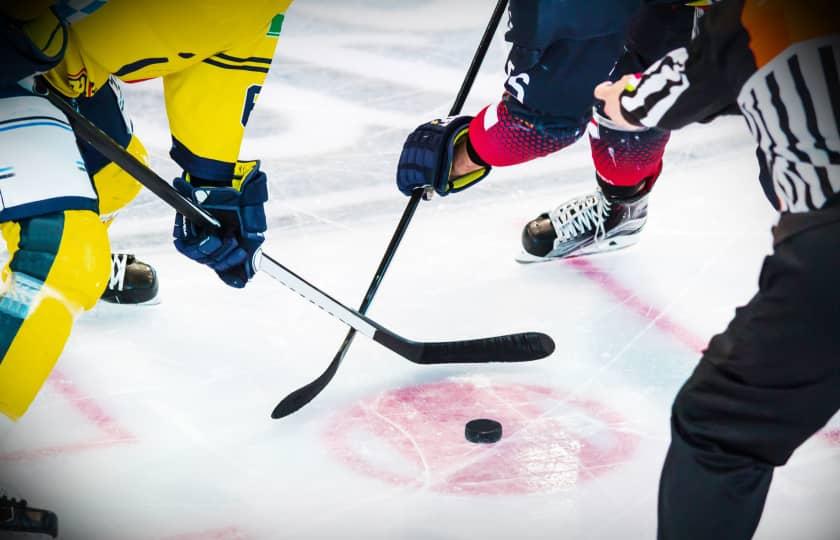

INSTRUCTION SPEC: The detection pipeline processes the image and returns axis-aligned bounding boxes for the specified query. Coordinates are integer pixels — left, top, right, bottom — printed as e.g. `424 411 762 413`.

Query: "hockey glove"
396 116 491 197
173 160 268 289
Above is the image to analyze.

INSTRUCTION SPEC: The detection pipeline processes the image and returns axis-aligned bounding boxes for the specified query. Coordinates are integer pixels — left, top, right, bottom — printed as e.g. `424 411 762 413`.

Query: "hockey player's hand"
396 116 491 197
173 161 268 288
594 75 640 130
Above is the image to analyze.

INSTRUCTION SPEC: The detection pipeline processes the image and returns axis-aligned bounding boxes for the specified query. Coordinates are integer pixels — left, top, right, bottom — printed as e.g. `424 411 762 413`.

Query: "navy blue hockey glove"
396 116 491 197
173 160 268 288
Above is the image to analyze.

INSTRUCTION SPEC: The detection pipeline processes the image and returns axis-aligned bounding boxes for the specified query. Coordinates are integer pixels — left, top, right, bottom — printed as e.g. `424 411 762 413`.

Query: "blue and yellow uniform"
0 0 293 420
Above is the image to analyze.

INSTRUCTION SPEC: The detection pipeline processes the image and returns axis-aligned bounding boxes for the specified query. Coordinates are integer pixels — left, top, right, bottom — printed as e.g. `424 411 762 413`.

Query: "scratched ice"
1 2 838 539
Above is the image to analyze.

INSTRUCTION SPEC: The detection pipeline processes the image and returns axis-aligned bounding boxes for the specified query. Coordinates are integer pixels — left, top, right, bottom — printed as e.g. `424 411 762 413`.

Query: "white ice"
2 2 839 539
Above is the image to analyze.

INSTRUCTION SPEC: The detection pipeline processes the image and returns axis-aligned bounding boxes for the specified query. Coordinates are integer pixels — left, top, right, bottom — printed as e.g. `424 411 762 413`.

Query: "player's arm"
163 13 286 287
395 0 639 197
597 0 751 131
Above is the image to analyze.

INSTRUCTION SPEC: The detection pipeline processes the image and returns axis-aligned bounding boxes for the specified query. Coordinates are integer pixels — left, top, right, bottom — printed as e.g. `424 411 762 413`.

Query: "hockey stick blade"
258 251 554 360
272 0 511 419
271 334 352 419
271 331 553 418
373 330 555 365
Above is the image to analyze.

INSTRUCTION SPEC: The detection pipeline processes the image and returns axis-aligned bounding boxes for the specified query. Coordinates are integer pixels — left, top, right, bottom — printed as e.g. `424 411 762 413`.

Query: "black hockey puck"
465 418 502 444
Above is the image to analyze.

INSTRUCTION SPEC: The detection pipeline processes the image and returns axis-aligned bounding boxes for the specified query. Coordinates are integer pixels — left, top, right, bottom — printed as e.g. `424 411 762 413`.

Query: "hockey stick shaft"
40 86 394 342
258 252 552 363
39 84 222 229
448 0 508 117
256 252 379 339
272 0 510 418
42 76 552 366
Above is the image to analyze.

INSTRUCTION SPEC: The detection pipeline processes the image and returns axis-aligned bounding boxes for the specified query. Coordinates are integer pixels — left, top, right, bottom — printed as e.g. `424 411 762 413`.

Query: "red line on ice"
0 369 135 462
47 369 134 441
564 257 708 353
160 526 248 540
564 258 840 447
0 438 134 463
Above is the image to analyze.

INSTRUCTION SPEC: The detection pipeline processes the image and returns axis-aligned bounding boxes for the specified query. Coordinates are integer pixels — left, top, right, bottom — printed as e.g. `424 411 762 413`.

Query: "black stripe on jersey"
214 53 272 65
43 20 63 53
819 46 840 139
815 166 835 200
755 147 781 209
766 72 811 163
623 63 686 121
787 162 814 209
202 59 270 73
0 173 14 180
0 115 71 128
777 169 797 207
749 88 781 173
114 57 169 77
788 55 840 165
741 101 761 144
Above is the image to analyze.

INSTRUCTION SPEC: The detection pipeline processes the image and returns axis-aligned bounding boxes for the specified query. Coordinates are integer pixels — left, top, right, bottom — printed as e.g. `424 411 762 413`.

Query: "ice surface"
2 2 839 539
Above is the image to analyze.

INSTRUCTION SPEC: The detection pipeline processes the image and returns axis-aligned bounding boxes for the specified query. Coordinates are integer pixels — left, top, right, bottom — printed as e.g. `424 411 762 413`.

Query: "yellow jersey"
45 0 293 180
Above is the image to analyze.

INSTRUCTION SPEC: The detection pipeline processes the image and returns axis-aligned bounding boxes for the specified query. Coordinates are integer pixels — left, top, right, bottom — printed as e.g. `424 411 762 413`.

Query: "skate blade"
515 251 553 264
515 234 641 264
97 294 162 308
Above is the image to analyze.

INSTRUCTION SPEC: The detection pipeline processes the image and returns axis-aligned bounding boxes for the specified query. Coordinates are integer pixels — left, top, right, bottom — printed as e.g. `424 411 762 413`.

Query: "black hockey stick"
258 251 552 365
271 0 510 419
38 70 552 364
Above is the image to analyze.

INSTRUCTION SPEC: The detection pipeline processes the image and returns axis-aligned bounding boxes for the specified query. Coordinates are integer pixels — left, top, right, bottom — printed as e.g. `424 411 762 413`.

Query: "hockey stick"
271 0 510 419
38 71 553 365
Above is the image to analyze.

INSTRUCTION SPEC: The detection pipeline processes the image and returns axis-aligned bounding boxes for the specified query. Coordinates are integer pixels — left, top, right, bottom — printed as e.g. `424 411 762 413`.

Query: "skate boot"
0 495 58 537
101 253 159 304
518 177 650 263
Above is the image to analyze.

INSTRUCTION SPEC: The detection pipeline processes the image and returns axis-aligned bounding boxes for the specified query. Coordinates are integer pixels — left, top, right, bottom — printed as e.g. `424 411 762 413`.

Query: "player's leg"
465 0 632 176
0 88 110 421
520 3 696 261
520 117 668 260
657 209 840 539
0 211 110 420
72 77 158 305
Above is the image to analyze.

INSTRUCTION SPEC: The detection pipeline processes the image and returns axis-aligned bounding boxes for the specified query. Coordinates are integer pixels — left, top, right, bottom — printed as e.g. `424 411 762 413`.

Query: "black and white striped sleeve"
617 0 752 130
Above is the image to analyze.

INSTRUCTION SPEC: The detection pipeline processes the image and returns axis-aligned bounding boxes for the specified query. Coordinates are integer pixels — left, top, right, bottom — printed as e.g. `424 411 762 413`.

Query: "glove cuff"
464 133 490 169
445 126 491 194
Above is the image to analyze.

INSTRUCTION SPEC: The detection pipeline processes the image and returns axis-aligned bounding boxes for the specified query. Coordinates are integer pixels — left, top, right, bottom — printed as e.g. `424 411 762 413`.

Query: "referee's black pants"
657 206 840 540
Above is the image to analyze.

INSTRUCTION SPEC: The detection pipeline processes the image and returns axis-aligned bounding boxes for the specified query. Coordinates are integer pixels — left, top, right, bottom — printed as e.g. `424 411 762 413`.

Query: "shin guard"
0 210 109 420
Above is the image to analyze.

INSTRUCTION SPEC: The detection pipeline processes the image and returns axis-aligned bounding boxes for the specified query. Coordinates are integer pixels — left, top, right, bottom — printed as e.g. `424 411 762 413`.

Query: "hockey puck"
465 418 503 444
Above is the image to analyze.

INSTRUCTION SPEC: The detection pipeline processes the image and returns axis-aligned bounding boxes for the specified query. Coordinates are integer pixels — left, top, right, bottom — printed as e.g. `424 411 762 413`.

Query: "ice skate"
517 179 649 263
101 253 160 305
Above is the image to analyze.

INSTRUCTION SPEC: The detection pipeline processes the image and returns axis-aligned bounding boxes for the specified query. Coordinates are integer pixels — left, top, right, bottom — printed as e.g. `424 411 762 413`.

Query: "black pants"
658 206 840 539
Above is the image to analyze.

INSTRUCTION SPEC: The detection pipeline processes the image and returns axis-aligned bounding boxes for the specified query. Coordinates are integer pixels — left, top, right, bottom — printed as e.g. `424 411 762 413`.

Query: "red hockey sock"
468 96 582 167
588 116 670 191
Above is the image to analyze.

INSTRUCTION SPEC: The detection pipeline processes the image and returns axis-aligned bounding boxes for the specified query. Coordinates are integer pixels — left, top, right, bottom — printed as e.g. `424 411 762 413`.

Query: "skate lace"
548 190 612 242
109 253 128 292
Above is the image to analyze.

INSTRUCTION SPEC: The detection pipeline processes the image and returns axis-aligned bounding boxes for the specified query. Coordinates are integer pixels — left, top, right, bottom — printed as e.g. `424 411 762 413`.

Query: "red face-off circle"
325 381 639 496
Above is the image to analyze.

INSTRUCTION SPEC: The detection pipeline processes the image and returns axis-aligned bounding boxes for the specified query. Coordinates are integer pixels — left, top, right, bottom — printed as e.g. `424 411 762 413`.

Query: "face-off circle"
324 380 639 496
